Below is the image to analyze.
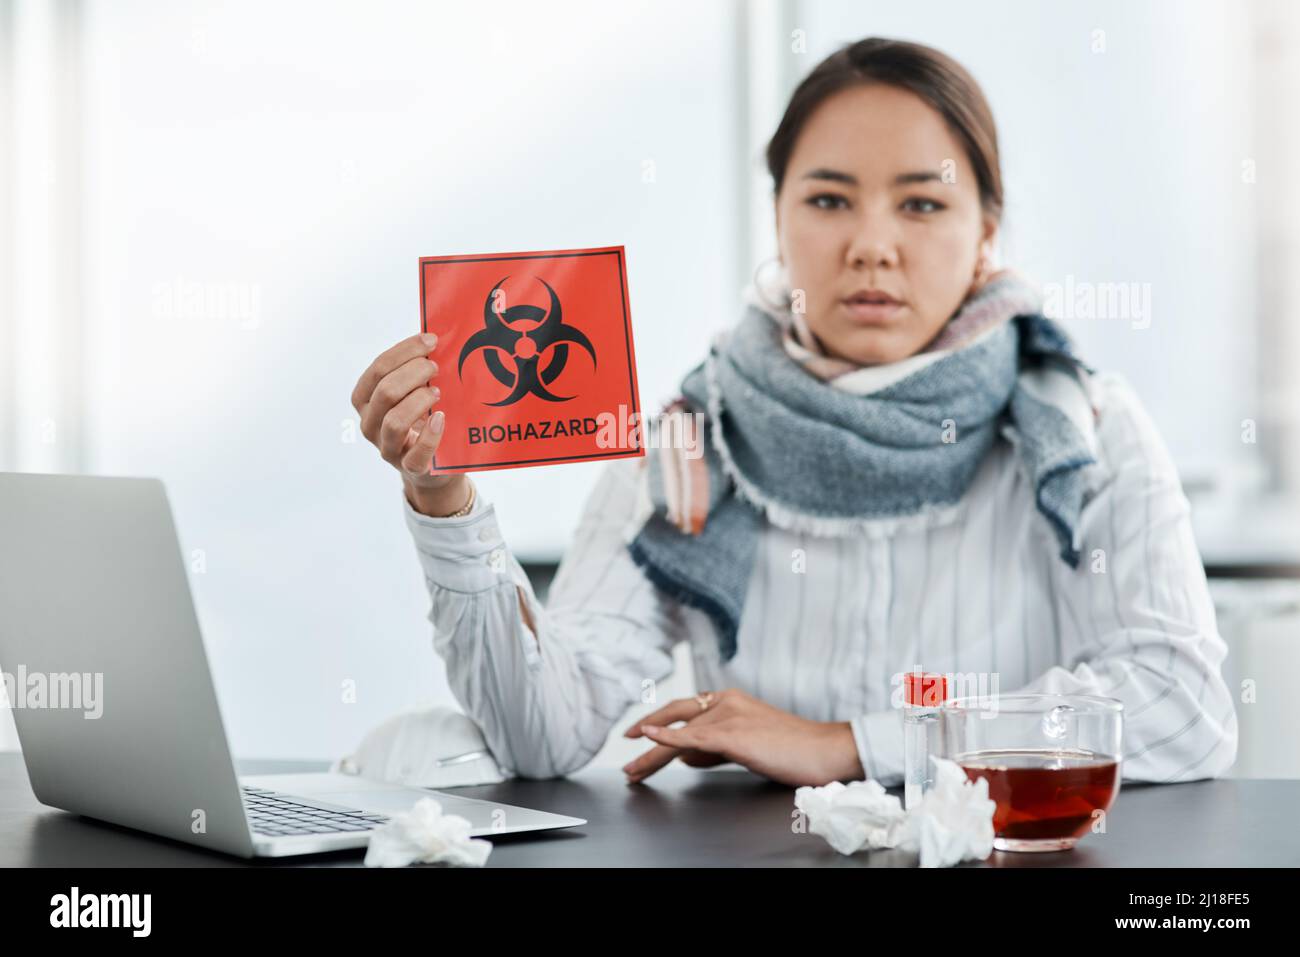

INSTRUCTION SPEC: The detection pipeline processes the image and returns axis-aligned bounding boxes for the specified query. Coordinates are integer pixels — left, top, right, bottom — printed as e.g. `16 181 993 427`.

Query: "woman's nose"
846 220 900 270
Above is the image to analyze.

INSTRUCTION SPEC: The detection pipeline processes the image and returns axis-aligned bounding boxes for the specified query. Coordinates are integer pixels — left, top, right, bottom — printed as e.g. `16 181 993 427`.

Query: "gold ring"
695 691 715 712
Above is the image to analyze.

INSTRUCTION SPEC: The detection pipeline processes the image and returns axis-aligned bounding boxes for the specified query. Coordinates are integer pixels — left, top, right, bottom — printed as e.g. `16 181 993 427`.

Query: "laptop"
0 471 585 858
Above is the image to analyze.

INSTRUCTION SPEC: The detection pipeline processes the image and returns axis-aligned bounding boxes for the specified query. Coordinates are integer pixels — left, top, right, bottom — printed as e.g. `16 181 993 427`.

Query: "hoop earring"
751 256 792 313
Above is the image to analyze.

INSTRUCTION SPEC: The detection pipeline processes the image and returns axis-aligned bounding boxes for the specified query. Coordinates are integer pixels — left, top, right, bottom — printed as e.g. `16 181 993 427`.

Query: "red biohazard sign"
419 246 644 473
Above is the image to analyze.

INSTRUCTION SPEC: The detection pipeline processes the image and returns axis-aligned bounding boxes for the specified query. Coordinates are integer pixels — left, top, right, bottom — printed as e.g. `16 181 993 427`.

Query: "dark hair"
765 37 1003 222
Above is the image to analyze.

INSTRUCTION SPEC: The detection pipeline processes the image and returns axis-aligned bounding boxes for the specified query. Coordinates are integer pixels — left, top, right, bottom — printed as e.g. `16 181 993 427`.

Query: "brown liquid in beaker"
957 748 1120 842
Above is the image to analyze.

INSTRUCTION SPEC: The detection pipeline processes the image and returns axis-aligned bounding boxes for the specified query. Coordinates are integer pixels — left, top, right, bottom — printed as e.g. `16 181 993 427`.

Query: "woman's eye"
902 197 945 214
806 193 848 211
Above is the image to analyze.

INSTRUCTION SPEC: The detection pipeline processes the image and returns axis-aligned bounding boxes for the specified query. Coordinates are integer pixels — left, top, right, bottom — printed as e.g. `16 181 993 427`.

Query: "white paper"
793 778 910 855
363 796 493 868
900 757 997 868
795 756 996 867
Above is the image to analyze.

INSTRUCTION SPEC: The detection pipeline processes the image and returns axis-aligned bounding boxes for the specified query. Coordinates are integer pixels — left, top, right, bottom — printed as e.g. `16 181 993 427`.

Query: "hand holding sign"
354 245 643 518
350 331 473 517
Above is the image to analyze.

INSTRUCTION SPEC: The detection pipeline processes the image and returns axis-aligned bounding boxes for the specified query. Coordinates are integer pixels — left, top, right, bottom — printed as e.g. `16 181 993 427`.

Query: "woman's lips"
840 297 903 324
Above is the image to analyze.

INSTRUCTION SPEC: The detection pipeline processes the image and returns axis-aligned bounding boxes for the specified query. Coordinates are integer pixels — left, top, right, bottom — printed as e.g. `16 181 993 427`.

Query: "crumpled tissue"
363 796 493 868
792 777 911 855
794 757 996 867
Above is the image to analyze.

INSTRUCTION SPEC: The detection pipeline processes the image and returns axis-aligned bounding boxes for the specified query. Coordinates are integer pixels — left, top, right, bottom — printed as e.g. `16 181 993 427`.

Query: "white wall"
2 0 1287 766
65 0 742 759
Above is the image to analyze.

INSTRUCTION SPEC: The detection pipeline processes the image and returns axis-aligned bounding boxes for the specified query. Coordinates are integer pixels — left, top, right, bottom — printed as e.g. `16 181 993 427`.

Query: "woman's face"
774 82 995 365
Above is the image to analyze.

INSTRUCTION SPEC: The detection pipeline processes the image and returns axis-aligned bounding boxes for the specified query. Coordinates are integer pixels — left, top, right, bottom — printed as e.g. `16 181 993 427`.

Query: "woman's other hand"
351 332 472 517
621 688 865 787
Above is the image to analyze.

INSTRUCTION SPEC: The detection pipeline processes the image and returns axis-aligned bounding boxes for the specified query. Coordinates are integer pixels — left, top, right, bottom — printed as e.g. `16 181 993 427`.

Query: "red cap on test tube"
904 672 948 708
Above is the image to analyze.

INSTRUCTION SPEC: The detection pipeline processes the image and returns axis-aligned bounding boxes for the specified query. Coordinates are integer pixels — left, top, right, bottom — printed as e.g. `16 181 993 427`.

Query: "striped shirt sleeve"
403 458 681 778
849 711 905 787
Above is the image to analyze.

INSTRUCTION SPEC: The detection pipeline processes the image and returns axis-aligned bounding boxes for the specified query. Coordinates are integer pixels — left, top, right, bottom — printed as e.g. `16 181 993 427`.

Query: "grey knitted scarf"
626 274 1097 663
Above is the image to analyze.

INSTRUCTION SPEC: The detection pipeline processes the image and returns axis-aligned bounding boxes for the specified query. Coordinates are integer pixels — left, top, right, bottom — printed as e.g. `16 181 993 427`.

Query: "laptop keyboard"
242 785 390 837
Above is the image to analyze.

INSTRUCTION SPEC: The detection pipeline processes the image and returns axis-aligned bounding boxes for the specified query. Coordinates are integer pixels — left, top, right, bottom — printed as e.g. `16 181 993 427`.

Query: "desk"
1 753 1295 867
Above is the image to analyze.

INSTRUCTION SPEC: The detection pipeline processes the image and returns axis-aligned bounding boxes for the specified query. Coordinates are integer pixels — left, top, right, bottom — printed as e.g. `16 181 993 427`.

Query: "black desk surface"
2 753 1295 867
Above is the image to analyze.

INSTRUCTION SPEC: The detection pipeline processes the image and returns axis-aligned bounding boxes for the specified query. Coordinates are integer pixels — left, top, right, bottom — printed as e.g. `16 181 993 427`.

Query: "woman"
350 38 1237 788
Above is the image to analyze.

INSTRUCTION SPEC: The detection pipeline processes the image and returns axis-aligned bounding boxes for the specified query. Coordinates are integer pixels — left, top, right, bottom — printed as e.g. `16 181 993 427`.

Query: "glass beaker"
938 693 1123 852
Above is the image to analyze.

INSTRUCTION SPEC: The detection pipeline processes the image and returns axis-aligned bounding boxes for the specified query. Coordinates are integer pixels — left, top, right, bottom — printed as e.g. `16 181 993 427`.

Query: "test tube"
903 671 948 812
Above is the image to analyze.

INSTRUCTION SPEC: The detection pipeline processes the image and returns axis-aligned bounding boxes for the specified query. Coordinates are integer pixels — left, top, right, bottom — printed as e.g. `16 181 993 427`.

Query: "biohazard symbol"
457 276 598 406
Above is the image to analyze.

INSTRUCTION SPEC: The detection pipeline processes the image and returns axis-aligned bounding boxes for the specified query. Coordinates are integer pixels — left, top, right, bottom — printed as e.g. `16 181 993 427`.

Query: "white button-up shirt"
401 370 1238 786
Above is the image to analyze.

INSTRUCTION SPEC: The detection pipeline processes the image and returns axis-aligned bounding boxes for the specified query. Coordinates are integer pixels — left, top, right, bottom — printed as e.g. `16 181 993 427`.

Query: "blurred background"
2 0 1298 775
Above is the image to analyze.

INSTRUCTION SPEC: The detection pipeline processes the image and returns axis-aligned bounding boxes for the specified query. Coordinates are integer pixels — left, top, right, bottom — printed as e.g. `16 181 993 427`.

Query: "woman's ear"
971 217 999 290
979 215 998 258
